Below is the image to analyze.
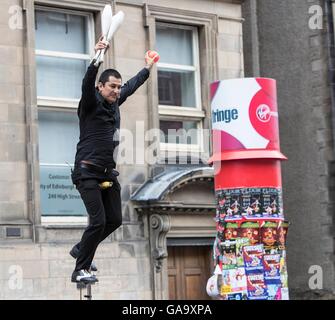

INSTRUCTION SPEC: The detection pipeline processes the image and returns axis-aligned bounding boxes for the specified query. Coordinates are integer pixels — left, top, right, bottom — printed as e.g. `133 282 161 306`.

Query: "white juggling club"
94 10 125 66
92 5 113 63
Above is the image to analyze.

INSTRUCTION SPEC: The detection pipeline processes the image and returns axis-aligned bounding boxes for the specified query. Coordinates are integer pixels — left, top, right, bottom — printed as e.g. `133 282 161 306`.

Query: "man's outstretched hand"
145 50 160 69
95 35 109 52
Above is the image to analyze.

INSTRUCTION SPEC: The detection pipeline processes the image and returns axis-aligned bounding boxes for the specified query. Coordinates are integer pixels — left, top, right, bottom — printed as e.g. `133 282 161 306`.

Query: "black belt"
79 162 119 176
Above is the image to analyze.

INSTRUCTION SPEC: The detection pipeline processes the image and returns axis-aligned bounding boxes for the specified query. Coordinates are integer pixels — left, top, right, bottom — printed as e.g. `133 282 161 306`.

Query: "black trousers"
74 178 122 271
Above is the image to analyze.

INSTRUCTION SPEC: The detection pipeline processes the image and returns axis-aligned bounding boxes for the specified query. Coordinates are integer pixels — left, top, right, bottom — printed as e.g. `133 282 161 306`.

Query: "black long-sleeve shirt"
72 62 150 181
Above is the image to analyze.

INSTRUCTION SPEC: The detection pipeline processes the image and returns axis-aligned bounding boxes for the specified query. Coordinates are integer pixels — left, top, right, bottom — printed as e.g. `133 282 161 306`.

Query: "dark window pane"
158 70 196 107
158 71 181 105
160 120 198 144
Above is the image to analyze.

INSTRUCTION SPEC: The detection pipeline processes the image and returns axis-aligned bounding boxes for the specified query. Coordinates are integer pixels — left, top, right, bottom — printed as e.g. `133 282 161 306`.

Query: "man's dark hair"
98 69 122 85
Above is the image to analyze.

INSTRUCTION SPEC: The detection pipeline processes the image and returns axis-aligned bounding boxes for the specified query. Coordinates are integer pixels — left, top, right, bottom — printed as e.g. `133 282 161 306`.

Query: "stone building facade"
242 0 335 299
0 0 334 300
0 0 242 299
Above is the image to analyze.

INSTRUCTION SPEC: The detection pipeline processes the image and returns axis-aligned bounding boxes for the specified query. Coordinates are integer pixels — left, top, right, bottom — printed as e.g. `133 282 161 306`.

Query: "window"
35 7 94 216
38 110 86 216
156 23 205 154
35 7 94 105
160 120 198 144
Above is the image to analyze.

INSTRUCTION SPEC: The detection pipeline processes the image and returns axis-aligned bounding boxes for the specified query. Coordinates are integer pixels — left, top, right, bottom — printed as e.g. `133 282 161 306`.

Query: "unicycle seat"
75 276 98 300
71 269 98 283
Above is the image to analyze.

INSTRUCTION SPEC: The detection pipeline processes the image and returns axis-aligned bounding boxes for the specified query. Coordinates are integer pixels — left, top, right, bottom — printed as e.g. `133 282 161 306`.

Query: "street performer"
70 36 159 283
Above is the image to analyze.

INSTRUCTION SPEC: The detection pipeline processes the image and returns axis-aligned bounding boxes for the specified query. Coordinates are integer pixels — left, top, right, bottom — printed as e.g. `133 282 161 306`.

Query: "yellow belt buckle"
99 181 113 189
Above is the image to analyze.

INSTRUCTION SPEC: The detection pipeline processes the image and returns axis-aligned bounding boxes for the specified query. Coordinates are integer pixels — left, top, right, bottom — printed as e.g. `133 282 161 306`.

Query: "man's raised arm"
118 50 159 106
79 37 109 115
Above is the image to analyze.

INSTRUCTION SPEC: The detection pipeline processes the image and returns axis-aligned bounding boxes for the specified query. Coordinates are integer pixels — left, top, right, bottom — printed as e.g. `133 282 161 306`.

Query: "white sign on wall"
40 165 86 216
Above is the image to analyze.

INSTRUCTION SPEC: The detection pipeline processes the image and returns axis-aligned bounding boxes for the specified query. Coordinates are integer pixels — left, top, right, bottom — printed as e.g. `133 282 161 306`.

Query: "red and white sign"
210 78 281 155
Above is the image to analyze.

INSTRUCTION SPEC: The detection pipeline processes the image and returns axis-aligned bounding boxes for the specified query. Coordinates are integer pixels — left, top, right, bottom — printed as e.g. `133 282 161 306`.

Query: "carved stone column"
149 213 170 300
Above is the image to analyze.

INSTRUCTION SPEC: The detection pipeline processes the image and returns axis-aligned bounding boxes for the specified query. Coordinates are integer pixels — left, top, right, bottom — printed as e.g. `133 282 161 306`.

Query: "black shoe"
69 246 98 272
89 262 98 272
69 245 79 259
71 269 98 283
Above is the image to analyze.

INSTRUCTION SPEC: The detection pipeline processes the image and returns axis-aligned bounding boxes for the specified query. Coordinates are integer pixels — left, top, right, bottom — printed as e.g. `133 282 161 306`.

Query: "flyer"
243 244 265 273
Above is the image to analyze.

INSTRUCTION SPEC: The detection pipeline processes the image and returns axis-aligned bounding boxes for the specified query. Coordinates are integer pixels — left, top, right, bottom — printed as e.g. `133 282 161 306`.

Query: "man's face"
98 76 122 104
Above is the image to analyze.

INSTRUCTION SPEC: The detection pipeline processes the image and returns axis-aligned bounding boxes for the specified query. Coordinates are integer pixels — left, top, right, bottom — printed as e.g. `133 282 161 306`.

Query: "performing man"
70 37 159 282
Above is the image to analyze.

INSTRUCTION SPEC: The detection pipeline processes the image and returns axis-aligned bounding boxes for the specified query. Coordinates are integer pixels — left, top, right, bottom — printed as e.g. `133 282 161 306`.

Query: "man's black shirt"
72 62 150 183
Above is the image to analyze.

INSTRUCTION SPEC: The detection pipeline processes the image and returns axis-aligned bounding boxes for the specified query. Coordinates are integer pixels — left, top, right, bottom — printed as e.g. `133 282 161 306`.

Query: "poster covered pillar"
206 78 289 300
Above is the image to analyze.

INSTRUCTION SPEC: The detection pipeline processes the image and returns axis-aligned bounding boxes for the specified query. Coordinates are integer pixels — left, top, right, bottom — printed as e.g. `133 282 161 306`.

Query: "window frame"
35 6 95 219
156 22 205 154
35 5 95 109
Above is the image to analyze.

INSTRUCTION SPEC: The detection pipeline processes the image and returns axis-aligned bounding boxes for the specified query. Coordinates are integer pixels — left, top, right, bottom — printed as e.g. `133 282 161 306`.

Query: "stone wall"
0 240 151 299
242 0 335 299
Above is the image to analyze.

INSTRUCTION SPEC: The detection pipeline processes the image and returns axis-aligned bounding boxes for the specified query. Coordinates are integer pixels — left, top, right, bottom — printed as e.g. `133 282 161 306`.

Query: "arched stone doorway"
131 167 216 299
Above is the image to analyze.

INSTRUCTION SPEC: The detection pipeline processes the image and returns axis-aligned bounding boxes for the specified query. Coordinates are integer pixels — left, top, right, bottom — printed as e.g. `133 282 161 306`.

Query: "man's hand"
95 35 109 53
145 50 160 70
